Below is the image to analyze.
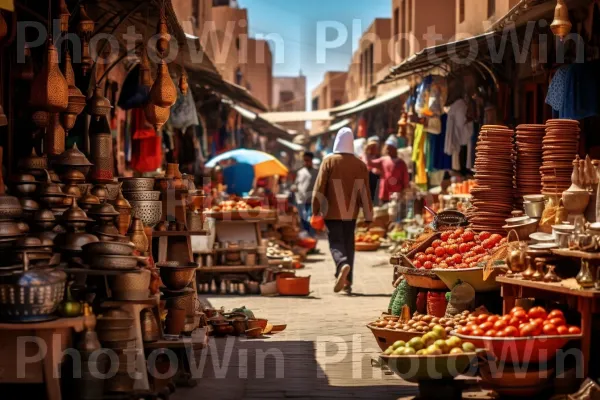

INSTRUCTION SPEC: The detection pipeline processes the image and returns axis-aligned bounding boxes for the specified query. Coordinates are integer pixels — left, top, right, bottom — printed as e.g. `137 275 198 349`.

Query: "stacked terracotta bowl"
541 119 580 197
468 125 515 235
514 124 545 207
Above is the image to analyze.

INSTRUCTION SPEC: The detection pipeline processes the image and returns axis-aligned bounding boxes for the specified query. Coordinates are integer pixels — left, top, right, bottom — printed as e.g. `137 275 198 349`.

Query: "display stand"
0 316 93 400
497 276 600 376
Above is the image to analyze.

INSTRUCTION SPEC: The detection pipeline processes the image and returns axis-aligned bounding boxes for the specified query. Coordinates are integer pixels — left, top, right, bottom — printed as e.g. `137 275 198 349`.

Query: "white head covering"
385 135 397 149
332 127 355 154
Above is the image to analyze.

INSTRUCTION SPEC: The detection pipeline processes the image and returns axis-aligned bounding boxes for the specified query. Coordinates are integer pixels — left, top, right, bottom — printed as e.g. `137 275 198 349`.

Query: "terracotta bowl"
245 327 263 338
247 318 268 330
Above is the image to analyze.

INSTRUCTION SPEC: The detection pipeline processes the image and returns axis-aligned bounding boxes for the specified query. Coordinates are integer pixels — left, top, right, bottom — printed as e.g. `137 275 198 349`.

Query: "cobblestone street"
172 241 420 399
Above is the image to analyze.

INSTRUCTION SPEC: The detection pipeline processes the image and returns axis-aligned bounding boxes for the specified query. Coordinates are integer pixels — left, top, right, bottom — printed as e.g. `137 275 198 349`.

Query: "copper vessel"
80 187 101 212
89 122 114 183
87 86 112 120
46 113 66 156
155 11 171 58
62 51 86 134
551 0 572 40
140 48 152 88
128 216 148 253
30 39 69 113
18 148 47 177
179 73 189 95
141 309 160 342
32 111 49 129
111 185 132 235
150 61 177 108
15 44 34 81
90 184 109 204
144 102 170 132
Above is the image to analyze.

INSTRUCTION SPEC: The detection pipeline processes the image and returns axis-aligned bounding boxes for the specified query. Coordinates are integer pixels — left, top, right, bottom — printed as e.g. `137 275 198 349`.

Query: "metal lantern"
150 61 177 108
144 102 170 132
62 51 86 134
86 86 112 120
29 39 69 113
46 113 66 156
156 10 171 59
59 0 70 34
15 44 34 81
551 0 572 40
140 48 152 88
77 5 95 75
179 73 189 96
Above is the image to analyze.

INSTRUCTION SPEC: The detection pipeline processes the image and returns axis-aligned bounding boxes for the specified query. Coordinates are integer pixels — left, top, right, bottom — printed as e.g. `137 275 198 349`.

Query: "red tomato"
490 234 503 243
473 245 486 254
487 315 500 323
482 239 494 249
510 306 525 315
454 228 465 236
530 321 543 336
469 261 479 268
479 231 491 240
509 317 523 328
461 230 475 242
501 314 512 323
449 233 459 240
493 320 507 330
439 262 449 269
549 317 566 327
479 322 494 332
568 326 581 335
413 261 422 268
531 317 545 327
513 310 527 320
557 326 569 335
542 324 557 335
459 243 470 254
451 254 462 264
477 314 489 324
471 328 485 337
464 251 475 259
495 330 507 338
416 254 427 263
458 326 471 335
414 252 425 259
485 330 497 337
504 326 519 337
519 324 537 337
440 231 451 241
447 238 456 245
434 247 446 257
455 237 464 244
435 257 443 264
449 244 459 255
432 240 442 248
528 306 548 320
425 247 435 255
458 263 469 269
548 310 564 319
426 254 436 262
423 261 433 270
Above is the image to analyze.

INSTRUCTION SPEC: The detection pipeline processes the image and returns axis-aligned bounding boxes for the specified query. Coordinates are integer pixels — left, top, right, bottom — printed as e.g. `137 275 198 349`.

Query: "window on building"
312 96 319 111
488 0 495 18
235 68 242 85
368 43 374 87
407 0 412 32
393 7 399 37
459 0 465 23
212 0 230 6
192 0 200 27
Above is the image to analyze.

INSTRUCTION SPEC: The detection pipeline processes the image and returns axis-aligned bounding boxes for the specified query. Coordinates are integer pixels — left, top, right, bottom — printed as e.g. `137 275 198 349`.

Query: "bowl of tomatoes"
452 306 581 363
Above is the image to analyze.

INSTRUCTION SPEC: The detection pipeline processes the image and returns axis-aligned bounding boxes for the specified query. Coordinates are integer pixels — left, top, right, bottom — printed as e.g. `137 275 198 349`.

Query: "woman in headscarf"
312 127 374 294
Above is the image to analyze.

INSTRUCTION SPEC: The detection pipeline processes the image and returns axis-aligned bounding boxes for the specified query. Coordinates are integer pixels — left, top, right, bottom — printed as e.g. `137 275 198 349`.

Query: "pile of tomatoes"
411 228 506 269
455 306 581 338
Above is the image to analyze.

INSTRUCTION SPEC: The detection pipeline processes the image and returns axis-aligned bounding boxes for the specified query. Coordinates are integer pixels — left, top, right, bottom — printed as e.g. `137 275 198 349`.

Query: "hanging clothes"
169 88 199 131
412 123 427 185
546 61 600 120
130 109 162 172
430 114 452 171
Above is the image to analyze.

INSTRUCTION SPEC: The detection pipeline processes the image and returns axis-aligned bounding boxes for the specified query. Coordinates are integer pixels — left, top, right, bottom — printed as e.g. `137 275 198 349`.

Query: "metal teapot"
506 230 528 274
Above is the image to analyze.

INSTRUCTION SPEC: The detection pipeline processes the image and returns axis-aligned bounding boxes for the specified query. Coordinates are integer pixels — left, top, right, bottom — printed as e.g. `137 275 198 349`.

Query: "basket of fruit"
379 326 479 383
355 232 381 251
451 306 582 363
432 266 502 292
368 313 458 351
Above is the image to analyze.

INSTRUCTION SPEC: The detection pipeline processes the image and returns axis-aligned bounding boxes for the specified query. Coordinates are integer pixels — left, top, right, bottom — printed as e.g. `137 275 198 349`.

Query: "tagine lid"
54 143 93 166
17 148 48 170
88 202 120 217
62 198 94 222
33 208 56 222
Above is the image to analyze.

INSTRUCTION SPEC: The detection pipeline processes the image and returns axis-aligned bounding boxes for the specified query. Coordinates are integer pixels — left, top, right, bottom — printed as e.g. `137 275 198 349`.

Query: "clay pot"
165 308 186 335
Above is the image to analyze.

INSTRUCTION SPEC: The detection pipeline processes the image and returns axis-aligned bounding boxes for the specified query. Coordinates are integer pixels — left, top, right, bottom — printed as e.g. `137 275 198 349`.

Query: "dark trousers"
325 220 356 284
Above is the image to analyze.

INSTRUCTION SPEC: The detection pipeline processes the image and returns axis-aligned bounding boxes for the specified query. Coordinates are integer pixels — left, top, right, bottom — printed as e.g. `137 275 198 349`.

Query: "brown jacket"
311 154 374 221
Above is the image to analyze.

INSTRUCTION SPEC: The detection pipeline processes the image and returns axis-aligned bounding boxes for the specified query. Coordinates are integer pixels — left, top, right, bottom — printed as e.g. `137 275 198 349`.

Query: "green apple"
392 340 406 350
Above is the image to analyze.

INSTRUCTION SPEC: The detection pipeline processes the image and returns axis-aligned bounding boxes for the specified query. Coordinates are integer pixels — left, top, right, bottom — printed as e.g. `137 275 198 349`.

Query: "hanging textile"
430 114 452 171
169 88 199 131
415 75 448 117
412 123 427 185
357 116 368 138
545 61 600 120
130 108 162 172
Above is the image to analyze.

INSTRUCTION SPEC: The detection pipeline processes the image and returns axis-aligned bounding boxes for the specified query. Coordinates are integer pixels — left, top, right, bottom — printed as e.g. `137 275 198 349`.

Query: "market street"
173 242 487 400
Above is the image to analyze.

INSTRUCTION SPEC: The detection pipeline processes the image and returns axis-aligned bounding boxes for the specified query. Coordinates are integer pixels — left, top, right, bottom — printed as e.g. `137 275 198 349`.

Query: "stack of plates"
515 124 545 206
469 125 515 235
541 119 580 196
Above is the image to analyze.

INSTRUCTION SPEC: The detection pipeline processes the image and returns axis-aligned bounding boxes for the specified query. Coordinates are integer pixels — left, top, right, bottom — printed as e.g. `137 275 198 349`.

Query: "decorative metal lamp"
29 38 69 113
551 0 572 40
77 5 95 75
150 60 177 108
62 51 86 135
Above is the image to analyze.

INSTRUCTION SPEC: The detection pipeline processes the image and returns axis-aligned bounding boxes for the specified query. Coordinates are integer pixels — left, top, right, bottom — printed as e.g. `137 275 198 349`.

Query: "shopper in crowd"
367 135 410 204
361 136 381 205
293 151 319 236
312 127 373 294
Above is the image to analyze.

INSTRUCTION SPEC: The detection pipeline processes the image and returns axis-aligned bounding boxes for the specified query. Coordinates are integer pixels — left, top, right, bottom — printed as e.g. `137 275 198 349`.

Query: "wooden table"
497 276 600 375
0 316 93 400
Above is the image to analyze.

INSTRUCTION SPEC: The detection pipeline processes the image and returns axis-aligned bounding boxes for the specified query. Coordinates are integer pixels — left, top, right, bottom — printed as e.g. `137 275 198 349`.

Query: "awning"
276 138 305 152
227 102 293 139
379 33 497 84
260 110 332 123
309 118 352 137
330 99 368 113
488 0 557 32
335 85 410 117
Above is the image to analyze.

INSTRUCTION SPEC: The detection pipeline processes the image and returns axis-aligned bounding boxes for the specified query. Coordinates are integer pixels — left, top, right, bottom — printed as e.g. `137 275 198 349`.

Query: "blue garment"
223 163 255 196
546 61 600 120
430 114 452 171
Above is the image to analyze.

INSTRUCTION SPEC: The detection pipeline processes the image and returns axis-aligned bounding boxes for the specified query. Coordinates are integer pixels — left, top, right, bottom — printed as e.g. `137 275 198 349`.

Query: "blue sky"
237 0 391 109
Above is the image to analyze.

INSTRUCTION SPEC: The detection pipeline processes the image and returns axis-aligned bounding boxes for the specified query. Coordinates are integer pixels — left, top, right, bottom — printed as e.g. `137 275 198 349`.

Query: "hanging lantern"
59 0 70 35
30 39 69 113
15 44 34 81
77 5 95 75
32 111 50 129
46 113 66 156
144 102 170 132
150 60 177 108
140 48 152 88
86 86 112 120
156 9 171 59
179 72 189 96
551 0 572 40
62 51 86 134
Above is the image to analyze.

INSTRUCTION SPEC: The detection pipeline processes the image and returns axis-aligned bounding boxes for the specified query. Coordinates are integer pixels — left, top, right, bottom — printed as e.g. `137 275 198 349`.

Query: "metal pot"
0 253 66 321
97 326 135 342
109 269 150 296
141 309 160 342
82 241 135 256
87 255 140 270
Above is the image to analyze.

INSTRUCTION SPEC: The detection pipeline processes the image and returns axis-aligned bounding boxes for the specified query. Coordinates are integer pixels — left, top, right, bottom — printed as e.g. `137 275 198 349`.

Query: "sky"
236 0 391 110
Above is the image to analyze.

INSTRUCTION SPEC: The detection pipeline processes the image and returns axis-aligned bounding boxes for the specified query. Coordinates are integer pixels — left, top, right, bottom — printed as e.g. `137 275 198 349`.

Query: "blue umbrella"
205 149 288 179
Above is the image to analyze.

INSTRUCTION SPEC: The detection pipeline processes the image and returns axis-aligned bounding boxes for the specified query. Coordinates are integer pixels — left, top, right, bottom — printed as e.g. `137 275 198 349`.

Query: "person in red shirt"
367 135 410 204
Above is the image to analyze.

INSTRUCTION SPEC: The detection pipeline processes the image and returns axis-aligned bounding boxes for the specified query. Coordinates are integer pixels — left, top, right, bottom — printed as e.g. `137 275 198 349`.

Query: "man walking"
312 128 373 294
294 151 319 236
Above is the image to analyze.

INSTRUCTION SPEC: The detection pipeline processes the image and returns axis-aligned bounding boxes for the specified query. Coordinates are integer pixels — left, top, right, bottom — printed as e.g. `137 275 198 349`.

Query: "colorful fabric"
412 123 427 185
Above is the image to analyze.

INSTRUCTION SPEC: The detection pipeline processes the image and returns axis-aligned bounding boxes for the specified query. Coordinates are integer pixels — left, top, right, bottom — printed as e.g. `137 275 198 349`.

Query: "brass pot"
53 143 93 176
18 148 47 177
157 264 196 291
82 241 135 256
86 86 112 119
96 326 135 342
128 216 149 253
109 269 150 293
141 309 160 342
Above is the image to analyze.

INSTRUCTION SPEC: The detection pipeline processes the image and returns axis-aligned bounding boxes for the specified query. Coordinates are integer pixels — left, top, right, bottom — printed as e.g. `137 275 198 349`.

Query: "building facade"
272 75 307 133
456 0 520 36
310 71 347 133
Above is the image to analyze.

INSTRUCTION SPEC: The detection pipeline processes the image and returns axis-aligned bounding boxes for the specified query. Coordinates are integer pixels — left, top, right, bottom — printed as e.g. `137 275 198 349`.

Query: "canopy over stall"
309 118 352 138
205 148 289 179
226 101 294 139
335 85 410 117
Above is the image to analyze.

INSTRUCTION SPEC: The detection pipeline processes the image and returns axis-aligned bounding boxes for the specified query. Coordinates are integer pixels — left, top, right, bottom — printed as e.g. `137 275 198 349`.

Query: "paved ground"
172 241 485 400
